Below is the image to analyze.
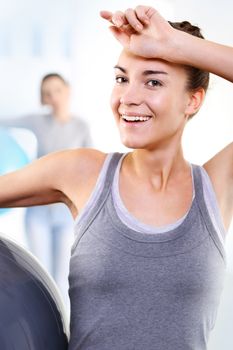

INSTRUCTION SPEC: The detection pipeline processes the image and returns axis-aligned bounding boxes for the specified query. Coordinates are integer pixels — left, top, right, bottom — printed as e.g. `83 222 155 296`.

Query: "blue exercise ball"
0 232 69 349
0 127 29 215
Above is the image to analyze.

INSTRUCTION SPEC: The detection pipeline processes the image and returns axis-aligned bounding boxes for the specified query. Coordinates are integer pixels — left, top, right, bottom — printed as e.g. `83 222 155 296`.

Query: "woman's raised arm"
100 5 233 83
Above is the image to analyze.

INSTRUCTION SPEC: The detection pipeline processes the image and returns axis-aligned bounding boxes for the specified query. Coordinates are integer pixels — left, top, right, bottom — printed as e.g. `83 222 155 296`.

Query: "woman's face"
41 77 70 113
111 50 194 150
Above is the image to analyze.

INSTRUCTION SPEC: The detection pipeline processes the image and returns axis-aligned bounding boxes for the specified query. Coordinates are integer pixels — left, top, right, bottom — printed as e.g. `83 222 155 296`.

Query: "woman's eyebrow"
114 65 126 73
143 70 168 76
114 66 168 76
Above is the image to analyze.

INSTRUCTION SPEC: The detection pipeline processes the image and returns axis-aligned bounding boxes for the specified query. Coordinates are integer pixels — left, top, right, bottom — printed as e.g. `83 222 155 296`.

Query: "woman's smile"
120 113 153 131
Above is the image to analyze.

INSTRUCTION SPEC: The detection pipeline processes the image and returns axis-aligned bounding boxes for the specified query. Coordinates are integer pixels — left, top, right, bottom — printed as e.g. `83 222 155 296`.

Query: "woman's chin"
121 138 147 150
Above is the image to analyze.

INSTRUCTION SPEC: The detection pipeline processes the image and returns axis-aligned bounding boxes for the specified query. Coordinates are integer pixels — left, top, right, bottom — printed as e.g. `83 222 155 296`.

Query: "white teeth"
121 115 151 122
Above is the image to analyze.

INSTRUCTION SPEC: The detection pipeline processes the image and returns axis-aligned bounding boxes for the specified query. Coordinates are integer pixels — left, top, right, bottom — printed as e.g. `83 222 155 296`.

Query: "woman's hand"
100 6 177 61
101 5 233 83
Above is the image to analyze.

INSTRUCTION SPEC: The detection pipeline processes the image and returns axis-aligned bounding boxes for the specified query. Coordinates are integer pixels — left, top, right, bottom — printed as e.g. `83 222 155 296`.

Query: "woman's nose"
120 84 143 105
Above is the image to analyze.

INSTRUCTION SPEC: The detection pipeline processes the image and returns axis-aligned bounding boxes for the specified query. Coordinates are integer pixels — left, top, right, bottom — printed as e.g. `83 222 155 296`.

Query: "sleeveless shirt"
68 153 226 350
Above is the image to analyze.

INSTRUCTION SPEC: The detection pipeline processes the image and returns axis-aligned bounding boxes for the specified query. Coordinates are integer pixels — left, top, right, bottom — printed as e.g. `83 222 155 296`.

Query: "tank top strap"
191 164 226 260
71 152 123 252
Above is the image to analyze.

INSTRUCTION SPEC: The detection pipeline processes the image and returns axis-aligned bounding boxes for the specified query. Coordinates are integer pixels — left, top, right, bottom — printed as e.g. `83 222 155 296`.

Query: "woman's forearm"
170 30 233 83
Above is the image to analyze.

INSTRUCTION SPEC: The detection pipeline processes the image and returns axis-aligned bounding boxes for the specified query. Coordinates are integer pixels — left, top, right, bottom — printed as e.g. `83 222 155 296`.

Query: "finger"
108 26 130 49
100 10 128 28
100 11 113 21
135 6 152 25
145 7 158 20
124 8 144 32
111 11 128 27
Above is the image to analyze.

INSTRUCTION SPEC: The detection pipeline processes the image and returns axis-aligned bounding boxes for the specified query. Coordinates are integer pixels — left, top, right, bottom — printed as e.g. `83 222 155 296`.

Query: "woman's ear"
185 88 206 117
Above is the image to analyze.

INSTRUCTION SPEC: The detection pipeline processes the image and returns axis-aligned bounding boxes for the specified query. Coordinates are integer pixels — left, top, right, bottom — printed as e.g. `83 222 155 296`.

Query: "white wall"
0 0 232 348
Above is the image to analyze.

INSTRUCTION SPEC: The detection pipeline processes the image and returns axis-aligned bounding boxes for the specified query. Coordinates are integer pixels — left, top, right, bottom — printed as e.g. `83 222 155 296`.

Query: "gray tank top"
68 153 226 350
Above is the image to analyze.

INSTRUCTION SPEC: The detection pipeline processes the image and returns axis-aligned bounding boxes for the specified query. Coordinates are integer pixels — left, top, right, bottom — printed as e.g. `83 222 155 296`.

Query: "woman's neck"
53 108 71 123
125 145 189 192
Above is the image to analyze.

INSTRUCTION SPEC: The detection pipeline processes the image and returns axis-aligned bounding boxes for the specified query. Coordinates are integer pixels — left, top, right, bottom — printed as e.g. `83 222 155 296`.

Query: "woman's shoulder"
69 115 90 127
40 148 108 188
54 148 108 176
43 148 109 216
59 148 109 214
73 148 108 173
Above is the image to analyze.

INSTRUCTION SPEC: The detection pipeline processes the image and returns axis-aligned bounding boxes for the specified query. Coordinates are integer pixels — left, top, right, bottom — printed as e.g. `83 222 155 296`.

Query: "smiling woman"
0 4 233 350
111 50 203 151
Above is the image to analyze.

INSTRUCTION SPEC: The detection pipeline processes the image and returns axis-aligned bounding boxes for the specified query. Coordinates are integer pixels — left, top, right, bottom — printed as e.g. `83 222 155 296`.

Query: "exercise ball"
0 127 29 215
0 232 69 349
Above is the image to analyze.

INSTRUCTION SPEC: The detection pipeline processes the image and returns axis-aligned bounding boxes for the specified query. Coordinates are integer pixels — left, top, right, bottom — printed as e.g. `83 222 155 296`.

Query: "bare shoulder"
36 147 107 185
203 142 233 230
58 147 107 174
53 148 108 215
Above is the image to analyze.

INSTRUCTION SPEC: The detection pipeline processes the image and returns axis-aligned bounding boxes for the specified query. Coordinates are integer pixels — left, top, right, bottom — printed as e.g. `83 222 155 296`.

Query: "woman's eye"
147 80 162 87
115 76 127 84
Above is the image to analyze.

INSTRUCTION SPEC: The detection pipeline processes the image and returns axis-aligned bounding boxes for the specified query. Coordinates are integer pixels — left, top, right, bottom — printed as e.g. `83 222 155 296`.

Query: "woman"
0 73 92 308
0 5 232 349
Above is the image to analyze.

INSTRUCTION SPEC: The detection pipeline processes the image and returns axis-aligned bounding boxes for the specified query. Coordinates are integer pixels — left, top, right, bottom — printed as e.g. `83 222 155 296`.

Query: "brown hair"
168 21 209 93
41 73 68 86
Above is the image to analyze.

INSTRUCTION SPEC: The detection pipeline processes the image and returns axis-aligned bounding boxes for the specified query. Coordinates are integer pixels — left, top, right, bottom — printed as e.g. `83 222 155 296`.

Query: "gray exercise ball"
0 232 69 349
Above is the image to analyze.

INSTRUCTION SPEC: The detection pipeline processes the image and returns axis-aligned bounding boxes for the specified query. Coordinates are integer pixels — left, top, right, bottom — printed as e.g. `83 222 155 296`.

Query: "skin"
41 76 71 122
110 50 203 226
0 6 232 233
111 50 202 150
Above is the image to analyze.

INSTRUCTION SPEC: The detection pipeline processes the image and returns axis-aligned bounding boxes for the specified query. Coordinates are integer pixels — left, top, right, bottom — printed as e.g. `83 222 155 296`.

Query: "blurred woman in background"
0 73 92 308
